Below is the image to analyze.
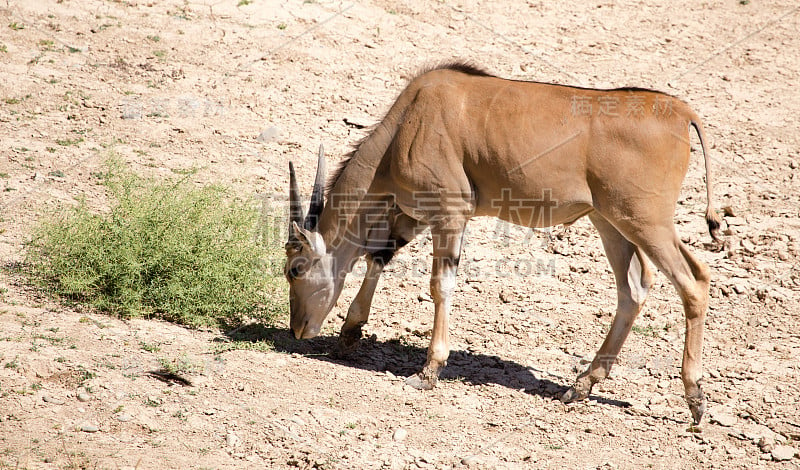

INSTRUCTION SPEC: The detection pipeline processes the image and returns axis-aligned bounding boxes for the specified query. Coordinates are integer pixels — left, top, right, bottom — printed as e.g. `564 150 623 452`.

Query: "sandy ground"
1 0 799 468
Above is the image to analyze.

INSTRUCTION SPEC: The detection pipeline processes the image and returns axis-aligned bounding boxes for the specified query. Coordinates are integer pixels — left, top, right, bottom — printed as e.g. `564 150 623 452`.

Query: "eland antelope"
284 63 720 424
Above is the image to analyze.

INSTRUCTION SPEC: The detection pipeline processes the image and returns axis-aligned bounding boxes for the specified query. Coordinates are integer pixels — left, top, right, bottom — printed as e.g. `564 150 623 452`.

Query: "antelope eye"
285 257 311 280
284 242 303 255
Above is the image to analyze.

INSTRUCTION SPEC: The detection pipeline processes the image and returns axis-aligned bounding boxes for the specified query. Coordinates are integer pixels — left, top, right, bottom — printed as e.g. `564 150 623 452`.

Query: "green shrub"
25 159 286 328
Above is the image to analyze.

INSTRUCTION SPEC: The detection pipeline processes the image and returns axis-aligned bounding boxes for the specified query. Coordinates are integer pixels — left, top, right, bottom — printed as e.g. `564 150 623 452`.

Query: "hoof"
686 391 706 425
333 338 359 358
334 326 363 358
405 372 437 390
560 386 590 403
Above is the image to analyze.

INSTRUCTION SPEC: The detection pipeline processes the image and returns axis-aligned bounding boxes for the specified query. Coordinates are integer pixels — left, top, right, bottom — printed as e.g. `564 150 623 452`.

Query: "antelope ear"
291 221 326 257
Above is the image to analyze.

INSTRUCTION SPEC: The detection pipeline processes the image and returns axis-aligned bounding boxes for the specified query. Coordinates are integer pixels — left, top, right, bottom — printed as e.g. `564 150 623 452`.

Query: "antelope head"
285 146 338 339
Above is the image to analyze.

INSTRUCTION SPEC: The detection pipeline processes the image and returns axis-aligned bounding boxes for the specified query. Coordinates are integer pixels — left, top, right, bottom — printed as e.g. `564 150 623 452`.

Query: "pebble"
392 427 407 442
290 416 306 427
461 455 481 466
771 445 796 461
741 239 757 253
43 395 65 405
711 413 737 427
343 115 375 129
121 110 142 120
81 424 99 433
116 413 132 422
648 395 666 406
759 437 775 453
256 126 280 142
77 392 91 402
226 431 240 447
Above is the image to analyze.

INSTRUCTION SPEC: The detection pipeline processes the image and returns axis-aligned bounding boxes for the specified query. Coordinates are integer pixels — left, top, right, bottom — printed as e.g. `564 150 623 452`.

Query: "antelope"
284 63 720 424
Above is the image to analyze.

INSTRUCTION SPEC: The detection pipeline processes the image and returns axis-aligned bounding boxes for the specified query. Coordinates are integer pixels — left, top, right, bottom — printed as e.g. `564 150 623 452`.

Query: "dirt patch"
1 0 799 469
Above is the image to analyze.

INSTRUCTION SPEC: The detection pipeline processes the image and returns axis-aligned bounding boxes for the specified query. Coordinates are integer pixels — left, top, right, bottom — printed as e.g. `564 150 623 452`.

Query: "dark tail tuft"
706 208 722 242
690 118 722 244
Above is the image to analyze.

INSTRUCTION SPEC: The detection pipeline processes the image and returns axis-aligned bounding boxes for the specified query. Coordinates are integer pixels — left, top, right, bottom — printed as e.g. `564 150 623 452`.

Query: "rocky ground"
1 0 799 468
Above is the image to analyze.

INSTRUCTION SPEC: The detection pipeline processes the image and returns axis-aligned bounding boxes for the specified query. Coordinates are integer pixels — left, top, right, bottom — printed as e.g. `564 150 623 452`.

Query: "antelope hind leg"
562 214 652 403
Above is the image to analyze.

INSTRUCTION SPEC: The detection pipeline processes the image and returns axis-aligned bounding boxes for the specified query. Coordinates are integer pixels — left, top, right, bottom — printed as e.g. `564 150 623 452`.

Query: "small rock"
759 436 775 453
256 126 280 142
77 392 91 402
741 240 756 254
648 395 666 406
43 395 65 405
343 115 375 129
290 416 306 427
116 413 132 422
711 413 737 427
392 427 407 442
121 110 142 120
461 455 481 466
725 216 746 226
81 424 99 433
771 445 796 461
226 431 240 448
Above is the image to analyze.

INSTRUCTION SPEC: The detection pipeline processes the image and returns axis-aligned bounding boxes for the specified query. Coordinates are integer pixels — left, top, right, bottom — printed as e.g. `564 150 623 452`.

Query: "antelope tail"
689 118 722 242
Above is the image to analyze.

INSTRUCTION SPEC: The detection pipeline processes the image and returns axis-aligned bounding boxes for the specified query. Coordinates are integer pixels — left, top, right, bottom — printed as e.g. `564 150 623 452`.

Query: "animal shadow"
221 324 631 409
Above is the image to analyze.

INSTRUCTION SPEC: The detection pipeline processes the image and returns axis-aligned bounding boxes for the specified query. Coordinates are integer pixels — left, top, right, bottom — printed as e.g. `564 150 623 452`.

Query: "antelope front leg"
405 255 459 390
337 256 385 355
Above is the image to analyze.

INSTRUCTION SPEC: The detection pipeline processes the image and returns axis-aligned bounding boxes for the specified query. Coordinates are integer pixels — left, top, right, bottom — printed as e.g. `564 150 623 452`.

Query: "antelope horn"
304 144 326 231
288 161 304 240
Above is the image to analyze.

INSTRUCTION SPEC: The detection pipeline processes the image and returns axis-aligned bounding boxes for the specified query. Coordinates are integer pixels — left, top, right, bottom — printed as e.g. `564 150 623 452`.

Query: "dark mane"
325 62 494 195
325 145 359 195
426 61 494 77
